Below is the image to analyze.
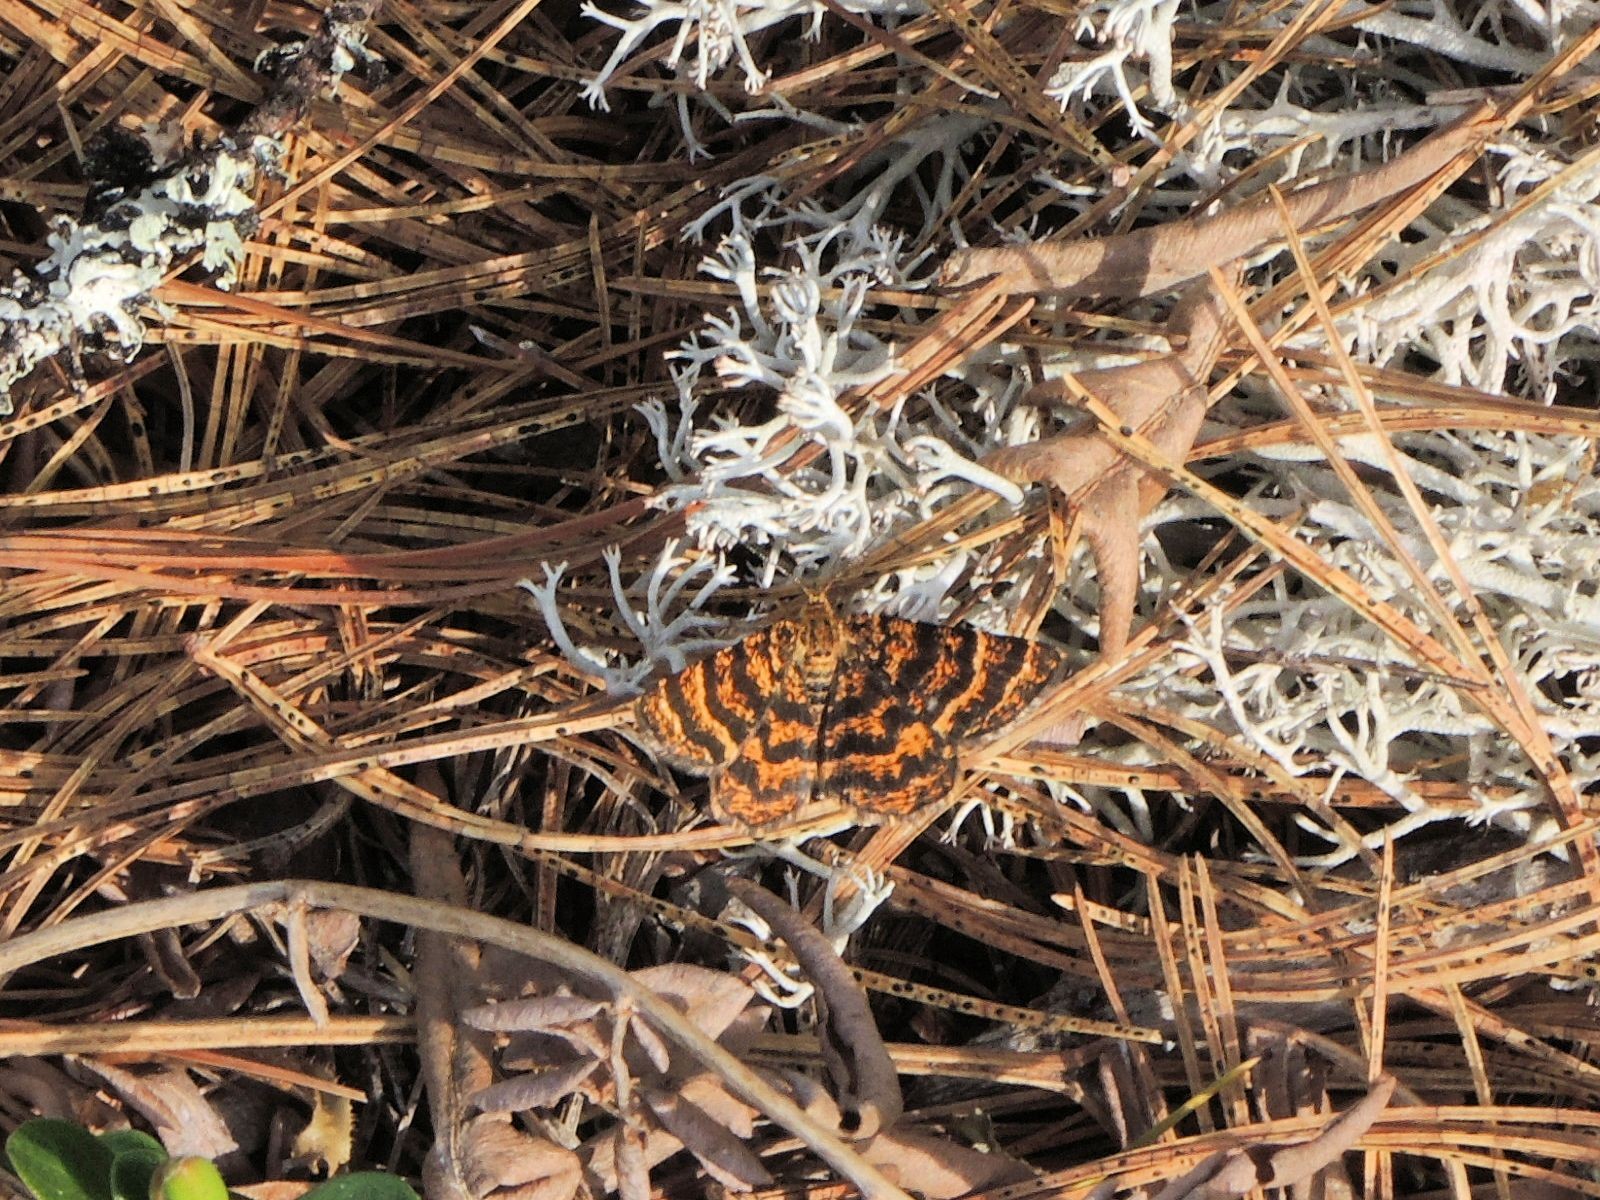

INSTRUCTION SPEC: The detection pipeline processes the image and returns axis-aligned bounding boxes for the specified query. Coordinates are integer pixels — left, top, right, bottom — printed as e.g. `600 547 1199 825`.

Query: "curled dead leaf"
769 1069 845 1128
0 1060 87 1121
584 1119 683 1198
620 1010 668 1075
464 995 605 1032
644 1085 774 1190
612 1119 651 1200
468 1058 601 1115
457 1115 581 1200
500 1030 605 1071
726 879 902 1139
939 106 1494 300
857 1127 1033 1199
581 1073 764 1198
77 1061 238 1162
984 281 1232 662
628 963 762 1045
1149 1075 1397 1200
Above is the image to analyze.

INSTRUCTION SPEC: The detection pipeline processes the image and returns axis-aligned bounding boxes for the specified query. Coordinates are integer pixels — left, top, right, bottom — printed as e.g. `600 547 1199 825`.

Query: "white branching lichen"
521 544 740 690
1097 425 1600 864
1046 0 1181 141
578 0 924 110
646 221 1028 584
537 197 1045 683
1 0 382 414
1341 142 1600 397
563 0 1600 869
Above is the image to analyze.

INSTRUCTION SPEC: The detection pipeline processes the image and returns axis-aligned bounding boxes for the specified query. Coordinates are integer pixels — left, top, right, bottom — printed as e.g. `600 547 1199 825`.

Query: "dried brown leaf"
768 1068 844 1128
628 963 762 1045
500 1031 603 1072
300 910 361 983
458 1115 582 1200
726 880 902 1139
858 1127 1034 1199
939 105 1496 299
627 1012 673 1075
583 1121 684 1198
678 1072 762 1136
986 280 1232 661
613 1120 651 1200
469 1058 601 1115
77 1062 237 1161
643 1085 774 1190
0 1060 88 1121
1150 1075 1397 1200
581 1074 765 1197
464 996 606 1033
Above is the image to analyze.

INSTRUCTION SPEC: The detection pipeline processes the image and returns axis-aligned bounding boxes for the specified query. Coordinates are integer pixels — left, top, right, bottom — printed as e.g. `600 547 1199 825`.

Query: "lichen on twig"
0 0 382 415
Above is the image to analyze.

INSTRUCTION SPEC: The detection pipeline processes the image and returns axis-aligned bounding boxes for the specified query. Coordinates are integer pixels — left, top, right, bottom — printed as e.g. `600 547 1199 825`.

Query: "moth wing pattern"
815 688 958 817
920 621 1065 743
632 619 798 771
712 659 826 826
633 605 1063 826
836 613 1062 742
814 613 1061 816
809 615 954 815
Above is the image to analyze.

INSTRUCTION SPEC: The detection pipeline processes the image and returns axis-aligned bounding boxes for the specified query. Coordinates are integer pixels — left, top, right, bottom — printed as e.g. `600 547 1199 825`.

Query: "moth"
633 599 1062 826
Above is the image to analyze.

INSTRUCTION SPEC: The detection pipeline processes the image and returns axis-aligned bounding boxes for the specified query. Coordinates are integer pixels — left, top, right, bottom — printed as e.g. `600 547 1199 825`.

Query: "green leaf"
300 1173 421 1200
147 1158 228 1200
96 1132 164 1162
5 1119 114 1200
107 1150 164 1200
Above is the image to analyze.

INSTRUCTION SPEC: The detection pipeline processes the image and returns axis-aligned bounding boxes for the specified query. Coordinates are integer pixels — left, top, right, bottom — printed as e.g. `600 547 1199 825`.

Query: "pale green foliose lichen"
0 135 273 415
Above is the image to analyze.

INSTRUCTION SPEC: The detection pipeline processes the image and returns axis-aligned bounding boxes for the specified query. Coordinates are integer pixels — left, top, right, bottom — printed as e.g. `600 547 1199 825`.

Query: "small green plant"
4 1119 419 1200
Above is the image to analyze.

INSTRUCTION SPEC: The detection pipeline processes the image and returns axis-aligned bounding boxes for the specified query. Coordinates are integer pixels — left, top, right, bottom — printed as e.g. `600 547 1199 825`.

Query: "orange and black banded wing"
845 615 1062 744
938 625 1062 743
712 664 825 827
632 621 797 771
813 617 960 816
815 699 958 818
